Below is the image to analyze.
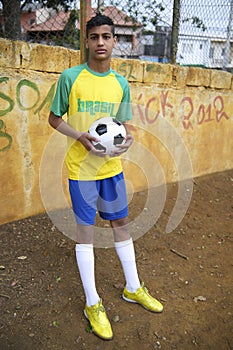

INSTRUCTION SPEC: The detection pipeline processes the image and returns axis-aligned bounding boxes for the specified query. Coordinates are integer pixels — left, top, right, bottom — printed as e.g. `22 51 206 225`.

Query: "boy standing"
49 14 163 340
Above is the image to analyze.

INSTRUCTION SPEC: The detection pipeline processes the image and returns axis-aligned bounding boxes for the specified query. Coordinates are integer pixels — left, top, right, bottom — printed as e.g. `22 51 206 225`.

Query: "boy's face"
86 25 117 61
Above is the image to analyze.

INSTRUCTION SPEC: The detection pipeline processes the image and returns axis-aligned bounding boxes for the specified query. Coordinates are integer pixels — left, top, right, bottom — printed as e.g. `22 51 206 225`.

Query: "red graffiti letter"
214 96 229 122
133 93 145 124
180 97 194 130
145 97 160 124
161 91 173 118
197 104 213 125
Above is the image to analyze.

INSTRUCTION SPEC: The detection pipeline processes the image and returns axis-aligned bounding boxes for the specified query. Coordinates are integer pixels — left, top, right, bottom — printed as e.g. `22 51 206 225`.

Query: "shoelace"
139 283 154 301
93 303 105 315
141 282 149 295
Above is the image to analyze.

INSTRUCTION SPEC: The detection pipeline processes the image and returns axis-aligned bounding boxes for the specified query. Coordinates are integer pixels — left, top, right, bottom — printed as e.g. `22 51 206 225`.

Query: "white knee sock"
114 238 141 292
75 244 100 307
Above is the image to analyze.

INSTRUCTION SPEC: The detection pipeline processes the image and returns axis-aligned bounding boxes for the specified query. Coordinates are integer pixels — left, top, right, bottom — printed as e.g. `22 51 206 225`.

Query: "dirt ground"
0 170 232 350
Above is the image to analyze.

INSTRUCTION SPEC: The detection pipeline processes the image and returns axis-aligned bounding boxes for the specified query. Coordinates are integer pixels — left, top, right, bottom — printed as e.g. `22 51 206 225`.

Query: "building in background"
17 5 144 57
1 3 232 69
102 6 144 58
140 26 171 62
177 33 233 70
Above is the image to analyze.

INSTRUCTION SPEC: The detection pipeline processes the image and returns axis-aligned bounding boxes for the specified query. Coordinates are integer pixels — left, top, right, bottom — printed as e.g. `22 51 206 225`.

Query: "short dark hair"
86 14 115 37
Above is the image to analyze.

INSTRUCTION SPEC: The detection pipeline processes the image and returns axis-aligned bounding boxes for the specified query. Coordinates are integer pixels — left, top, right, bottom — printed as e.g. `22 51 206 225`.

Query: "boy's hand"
78 132 107 157
110 133 134 157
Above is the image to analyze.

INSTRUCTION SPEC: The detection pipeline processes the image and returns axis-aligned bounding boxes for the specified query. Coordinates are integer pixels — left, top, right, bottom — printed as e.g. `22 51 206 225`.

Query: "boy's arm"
49 112 82 140
48 112 106 156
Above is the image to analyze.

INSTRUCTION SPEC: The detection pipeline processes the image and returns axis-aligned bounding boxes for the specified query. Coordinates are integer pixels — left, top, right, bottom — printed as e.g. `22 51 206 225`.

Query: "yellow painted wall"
0 39 233 225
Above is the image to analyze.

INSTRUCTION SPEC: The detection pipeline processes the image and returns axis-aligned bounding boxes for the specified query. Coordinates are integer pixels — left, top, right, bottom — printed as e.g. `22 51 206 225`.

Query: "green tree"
109 0 165 29
1 0 21 40
108 0 206 64
51 9 80 49
0 0 76 40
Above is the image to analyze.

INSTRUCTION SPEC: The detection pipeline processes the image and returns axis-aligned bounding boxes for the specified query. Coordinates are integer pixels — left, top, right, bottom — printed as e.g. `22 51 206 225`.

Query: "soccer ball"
88 117 126 155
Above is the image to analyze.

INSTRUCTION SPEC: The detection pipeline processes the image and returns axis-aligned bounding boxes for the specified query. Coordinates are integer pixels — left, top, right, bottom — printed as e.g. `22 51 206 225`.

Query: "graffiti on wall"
134 91 230 129
0 74 231 152
0 77 56 152
118 61 230 129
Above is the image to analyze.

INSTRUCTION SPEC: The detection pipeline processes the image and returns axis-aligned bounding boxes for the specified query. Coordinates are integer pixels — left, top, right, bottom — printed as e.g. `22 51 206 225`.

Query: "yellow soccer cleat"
122 282 163 313
84 300 113 340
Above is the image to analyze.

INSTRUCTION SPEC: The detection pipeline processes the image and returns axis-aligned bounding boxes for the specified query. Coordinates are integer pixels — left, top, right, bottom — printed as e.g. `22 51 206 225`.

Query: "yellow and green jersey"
51 63 132 180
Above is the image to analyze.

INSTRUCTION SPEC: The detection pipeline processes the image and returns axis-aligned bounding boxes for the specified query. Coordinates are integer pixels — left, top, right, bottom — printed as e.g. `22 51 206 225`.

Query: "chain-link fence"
0 0 232 71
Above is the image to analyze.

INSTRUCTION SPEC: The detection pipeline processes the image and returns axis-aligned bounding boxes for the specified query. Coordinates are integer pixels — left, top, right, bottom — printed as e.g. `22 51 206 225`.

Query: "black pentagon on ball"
95 123 107 136
112 118 122 126
94 143 106 152
114 134 124 145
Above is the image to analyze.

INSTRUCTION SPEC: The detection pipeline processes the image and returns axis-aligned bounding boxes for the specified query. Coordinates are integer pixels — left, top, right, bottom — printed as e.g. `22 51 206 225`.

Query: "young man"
49 14 163 341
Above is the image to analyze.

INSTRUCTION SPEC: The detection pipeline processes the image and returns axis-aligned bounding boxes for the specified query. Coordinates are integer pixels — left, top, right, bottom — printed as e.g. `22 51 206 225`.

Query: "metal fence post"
223 0 233 70
80 0 91 63
171 0 180 64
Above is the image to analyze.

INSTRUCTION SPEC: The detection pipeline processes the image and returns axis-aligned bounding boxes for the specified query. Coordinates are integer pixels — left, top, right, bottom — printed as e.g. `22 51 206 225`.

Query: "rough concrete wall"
0 39 232 225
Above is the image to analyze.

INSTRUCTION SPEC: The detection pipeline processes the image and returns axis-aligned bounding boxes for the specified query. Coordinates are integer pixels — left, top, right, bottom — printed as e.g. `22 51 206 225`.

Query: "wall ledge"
1 39 232 90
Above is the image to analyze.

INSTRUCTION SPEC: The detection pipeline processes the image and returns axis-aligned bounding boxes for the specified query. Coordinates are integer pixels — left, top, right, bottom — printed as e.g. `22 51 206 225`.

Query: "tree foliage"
20 0 76 12
182 16 207 31
51 9 80 49
0 0 76 40
1 0 207 62
109 0 166 30
1 0 21 39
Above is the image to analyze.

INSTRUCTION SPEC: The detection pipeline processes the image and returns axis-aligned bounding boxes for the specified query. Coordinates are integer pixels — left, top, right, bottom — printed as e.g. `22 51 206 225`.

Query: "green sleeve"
50 65 84 117
115 73 133 123
50 69 73 117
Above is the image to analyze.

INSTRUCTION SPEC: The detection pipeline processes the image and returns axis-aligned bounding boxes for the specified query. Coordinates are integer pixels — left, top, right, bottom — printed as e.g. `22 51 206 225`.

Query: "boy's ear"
85 38 89 49
113 35 117 47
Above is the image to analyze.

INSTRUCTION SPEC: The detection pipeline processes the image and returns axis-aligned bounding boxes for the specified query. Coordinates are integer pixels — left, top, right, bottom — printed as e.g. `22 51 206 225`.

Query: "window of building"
209 47 214 58
182 42 193 54
118 35 132 43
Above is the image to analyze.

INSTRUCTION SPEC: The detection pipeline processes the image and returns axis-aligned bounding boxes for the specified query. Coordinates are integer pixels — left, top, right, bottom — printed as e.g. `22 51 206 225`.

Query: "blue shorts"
69 172 128 225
